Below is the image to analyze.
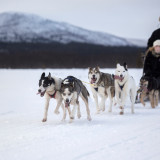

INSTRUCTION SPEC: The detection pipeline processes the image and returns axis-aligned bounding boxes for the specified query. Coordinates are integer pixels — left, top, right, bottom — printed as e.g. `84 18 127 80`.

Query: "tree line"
0 42 145 68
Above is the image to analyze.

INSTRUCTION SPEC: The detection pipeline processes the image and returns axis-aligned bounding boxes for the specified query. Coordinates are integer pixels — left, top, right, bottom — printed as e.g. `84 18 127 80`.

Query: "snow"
0 12 133 46
0 68 160 160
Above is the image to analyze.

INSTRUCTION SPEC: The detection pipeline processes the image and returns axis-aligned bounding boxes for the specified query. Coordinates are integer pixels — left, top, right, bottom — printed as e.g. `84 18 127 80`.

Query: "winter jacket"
147 28 160 49
143 49 160 78
143 49 160 90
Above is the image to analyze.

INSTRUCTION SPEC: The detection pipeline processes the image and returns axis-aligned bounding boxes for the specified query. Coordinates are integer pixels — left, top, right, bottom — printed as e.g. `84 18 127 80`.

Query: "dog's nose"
66 99 69 103
120 74 123 78
92 75 95 78
38 89 41 93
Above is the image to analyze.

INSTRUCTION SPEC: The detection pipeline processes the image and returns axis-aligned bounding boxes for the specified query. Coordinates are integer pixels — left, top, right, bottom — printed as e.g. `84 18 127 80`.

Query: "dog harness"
63 76 82 96
114 74 126 90
118 83 126 90
49 91 57 99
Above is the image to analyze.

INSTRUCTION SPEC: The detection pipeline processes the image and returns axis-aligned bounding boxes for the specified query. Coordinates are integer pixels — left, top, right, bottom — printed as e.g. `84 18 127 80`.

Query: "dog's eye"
118 71 120 72
123 71 125 72
43 84 47 87
63 93 66 96
68 93 71 96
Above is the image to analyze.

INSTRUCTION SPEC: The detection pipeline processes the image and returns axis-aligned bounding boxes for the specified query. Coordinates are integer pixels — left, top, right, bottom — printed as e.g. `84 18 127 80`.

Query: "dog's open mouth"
91 78 97 84
37 90 46 97
114 75 124 81
65 102 70 108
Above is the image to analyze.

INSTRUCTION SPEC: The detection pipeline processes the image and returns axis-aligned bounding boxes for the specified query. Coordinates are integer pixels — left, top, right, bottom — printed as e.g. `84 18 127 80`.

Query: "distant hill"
0 12 146 47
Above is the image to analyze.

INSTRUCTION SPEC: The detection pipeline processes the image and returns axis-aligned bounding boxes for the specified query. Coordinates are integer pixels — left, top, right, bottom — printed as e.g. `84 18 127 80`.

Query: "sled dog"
114 63 136 114
37 72 63 122
88 67 115 113
139 76 159 108
60 76 91 122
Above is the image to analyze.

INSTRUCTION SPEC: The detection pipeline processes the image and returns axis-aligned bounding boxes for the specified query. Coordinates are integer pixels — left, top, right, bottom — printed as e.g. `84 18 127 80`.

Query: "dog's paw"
77 114 81 119
69 119 73 123
87 116 92 121
61 119 65 122
142 103 145 107
96 111 100 114
151 105 155 108
54 110 60 114
120 111 124 115
108 109 112 112
70 116 75 119
96 108 101 114
42 118 47 122
119 106 123 109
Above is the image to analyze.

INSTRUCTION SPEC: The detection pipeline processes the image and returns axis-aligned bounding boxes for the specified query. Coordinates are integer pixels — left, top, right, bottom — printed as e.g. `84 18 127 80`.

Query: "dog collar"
49 91 56 99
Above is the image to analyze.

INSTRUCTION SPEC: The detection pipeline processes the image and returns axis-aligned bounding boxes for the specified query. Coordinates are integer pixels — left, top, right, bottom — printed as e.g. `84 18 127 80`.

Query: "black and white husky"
60 76 91 122
37 72 63 122
114 63 136 114
88 67 115 114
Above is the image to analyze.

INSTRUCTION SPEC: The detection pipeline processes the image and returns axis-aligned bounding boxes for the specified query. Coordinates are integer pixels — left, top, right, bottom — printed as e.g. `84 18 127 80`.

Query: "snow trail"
0 69 160 160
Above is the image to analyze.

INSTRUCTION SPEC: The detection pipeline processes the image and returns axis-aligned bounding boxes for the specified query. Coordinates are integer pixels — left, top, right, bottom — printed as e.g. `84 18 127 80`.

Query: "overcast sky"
0 0 160 40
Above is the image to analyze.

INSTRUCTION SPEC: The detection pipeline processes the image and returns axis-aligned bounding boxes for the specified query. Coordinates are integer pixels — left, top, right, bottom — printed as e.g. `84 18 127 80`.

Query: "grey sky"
0 0 160 39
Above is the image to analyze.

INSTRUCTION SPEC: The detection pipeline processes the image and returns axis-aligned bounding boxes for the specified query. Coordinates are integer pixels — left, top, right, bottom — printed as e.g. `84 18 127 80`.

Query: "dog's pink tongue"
91 78 96 84
114 75 124 81
120 77 124 81
36 92 40 95
65 103 69 108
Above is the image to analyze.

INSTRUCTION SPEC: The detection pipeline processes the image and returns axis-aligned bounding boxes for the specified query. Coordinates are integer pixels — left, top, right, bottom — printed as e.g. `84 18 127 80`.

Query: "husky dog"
114 63 136 114
139 77 159 108
138 77 149 106
60 76 91 122
88 67 115 113
37 72 63 122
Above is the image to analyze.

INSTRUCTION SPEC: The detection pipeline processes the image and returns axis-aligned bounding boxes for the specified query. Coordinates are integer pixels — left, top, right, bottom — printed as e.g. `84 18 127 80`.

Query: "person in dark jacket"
147 17 160 49
143 39 160 90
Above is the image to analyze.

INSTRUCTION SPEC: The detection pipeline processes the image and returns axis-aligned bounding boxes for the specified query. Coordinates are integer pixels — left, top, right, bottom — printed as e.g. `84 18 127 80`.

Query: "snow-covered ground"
0 68 160 160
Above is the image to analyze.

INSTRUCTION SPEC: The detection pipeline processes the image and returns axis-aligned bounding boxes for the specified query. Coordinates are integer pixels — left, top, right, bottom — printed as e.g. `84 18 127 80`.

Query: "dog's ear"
60 82 64 92
61 81 65 86
70 82 74 88
116 63 120 68
88 67 92 71
123 62 128 71
60 83 63 92
95 66 100 71
41 72 45 79
48 72 52 80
